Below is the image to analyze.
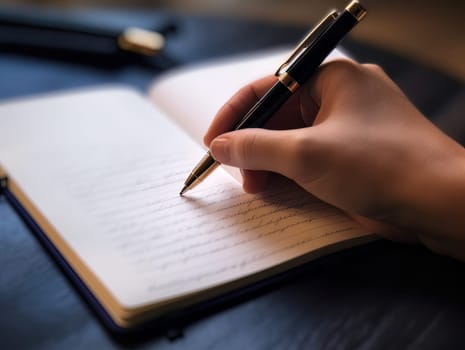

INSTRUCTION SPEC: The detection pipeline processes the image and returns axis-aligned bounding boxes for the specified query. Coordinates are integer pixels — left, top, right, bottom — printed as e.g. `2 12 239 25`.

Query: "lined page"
56 149 367 305
0 87 370 310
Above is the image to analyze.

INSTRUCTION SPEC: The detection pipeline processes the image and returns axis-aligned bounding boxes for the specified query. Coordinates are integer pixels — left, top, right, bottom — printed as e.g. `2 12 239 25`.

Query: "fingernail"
210 137 230 163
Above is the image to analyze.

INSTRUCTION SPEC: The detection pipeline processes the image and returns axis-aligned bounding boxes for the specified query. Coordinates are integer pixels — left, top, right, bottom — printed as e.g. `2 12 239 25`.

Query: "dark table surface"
1 7 465 350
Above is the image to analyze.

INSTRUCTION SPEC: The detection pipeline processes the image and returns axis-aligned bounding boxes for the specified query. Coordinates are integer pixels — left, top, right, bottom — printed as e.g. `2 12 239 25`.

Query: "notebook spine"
0 176 8 195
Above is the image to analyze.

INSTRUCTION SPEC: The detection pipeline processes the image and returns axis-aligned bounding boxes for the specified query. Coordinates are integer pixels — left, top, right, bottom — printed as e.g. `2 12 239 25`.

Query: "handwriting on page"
60 149 363 299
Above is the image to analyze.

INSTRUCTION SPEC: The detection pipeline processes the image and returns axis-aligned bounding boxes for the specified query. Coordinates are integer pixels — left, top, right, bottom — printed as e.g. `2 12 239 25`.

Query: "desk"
1 8 465 350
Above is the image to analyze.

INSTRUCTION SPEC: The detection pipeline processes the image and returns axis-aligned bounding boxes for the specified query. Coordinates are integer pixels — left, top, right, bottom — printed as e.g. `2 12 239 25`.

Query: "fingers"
307 59 402 119
206 59 377 149
241 169 270 194
203 75 277 147
210 128 310 180
204 60 361 149
308 59 363 105
204 75 308 147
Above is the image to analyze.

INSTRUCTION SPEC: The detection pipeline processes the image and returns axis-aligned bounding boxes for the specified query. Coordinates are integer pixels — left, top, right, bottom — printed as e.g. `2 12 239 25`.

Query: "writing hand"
204 59 465 260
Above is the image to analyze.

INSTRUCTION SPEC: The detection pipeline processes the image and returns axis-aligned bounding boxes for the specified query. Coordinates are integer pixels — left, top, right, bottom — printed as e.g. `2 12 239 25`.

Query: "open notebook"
0 48 374 330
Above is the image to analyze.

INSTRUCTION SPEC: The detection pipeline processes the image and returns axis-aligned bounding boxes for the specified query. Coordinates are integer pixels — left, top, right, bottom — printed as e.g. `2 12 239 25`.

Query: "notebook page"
149 47 349 147
0 87 370 310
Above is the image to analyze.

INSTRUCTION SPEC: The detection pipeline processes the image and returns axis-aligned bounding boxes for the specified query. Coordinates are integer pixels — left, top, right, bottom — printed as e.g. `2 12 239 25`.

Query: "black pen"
0 10 167 57
180 0 366 195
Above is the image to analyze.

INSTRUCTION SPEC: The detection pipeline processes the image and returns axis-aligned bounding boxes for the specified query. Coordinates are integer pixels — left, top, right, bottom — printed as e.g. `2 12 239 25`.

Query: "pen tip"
179 185 188 196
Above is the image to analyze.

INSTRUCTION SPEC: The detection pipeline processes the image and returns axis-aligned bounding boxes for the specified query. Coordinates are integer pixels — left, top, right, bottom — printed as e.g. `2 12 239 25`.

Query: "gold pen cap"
346 1 367 21
118 27 165 56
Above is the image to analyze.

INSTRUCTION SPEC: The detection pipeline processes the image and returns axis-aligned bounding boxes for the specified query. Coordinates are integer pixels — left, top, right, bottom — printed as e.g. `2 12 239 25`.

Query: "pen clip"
275 10 338 77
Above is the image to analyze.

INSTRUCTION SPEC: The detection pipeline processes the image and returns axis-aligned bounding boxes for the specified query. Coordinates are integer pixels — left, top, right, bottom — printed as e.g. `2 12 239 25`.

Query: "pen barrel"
0 11 169 58
234 81 292 130
287 10 359 85
0 12 121 56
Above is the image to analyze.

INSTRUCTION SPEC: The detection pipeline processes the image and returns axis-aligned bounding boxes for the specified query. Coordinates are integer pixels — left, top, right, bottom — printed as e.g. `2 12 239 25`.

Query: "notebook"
0 48 374 330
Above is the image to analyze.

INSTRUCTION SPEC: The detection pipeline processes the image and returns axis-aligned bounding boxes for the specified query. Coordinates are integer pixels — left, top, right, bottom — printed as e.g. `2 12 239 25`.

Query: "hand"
204 59 465 260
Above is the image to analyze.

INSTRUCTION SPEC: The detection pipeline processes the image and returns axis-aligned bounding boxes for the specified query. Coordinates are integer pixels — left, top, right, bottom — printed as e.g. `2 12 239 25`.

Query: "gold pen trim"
275 10 338 77
278 73 300 93
118 27 165 56
180 152 219 195
346 1 367 22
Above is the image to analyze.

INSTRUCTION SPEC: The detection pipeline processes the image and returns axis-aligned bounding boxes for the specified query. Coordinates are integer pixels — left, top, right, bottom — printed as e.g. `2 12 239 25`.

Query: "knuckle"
362 63 385 75
288 133 317 178
237 132 258 165
294 133 314 158
363 62 383 71
317 59 362 93
323 59 360 79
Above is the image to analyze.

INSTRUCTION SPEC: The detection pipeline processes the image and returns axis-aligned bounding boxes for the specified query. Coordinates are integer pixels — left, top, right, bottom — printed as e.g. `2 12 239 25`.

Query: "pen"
180 0 367 195
0 10 168 58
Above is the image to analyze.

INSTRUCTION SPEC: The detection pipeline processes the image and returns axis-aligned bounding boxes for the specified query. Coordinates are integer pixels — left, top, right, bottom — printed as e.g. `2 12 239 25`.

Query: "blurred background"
0 0 463 81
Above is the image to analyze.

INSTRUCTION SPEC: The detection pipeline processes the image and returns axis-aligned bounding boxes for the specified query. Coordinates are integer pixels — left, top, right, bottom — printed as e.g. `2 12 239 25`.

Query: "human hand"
204 59 465 260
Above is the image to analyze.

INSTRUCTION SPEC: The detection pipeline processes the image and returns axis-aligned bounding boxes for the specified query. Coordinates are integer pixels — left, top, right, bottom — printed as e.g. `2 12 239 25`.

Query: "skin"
203 59 465 261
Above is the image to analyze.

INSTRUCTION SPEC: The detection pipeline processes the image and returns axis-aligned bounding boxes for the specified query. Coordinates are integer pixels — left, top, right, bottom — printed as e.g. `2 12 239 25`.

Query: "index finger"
203 75 276 147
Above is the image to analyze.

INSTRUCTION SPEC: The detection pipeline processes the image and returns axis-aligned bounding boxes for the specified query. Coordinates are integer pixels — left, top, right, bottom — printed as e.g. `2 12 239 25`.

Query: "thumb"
209 128 307 179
